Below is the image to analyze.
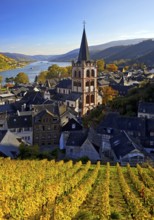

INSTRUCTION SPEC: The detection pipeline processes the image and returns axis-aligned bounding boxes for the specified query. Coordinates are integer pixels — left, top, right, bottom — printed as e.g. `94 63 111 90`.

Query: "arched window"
73 81 77 86
91 81 94 86
91 69 95 77
86 70 90 77
86 95 90 104
91 95 94 103
74 71 77 77
78 71 81 78
86 81 90 87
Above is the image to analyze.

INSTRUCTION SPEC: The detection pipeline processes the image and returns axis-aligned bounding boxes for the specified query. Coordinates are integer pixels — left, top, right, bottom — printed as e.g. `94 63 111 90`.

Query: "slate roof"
14 91 46 111
62 118 83 131
110 131 136 159
96 112 146 135
78 28 90 62
110 84 133 95
0 130 23 158
56 79 72 89
0 103 16 114
138 102 154 114
66 92 81 101
52 92 81 102
66 129 88 146
33 103 59 116
7 115 32 128
34 109 59 123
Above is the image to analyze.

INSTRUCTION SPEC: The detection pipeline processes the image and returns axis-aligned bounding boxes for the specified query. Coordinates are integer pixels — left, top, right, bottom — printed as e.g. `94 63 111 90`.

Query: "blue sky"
1 0 154 55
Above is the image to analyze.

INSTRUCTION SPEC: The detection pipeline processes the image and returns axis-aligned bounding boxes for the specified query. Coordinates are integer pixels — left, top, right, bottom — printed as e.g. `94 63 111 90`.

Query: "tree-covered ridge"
0 54 29 72
0 54 18 71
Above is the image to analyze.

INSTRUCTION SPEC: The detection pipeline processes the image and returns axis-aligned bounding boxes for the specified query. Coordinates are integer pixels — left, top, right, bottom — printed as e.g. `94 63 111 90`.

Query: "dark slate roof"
0 130 7 142
110 131 136 159
66 129 88 146
110 84 133 95
33 103 59 116
0 103 16 114
96 112 146 134
62 118 83 131
21 91 45 105
34 109 59 123
56 79 72 89
78 28 90 62
14 91 46 111
7 115 32 128
66 92 81 101
138 102 154 114
52 92 81 102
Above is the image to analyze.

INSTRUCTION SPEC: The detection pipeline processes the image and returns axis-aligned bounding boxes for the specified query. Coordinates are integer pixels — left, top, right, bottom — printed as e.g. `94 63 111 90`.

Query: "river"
0 61 71 83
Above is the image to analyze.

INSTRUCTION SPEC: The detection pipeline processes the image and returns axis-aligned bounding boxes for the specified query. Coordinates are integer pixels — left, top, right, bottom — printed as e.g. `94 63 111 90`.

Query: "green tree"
14 72 29 84
97 60 105 74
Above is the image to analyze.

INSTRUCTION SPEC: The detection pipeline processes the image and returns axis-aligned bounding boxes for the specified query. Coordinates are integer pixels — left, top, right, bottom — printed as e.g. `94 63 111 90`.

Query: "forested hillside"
0 54 18 71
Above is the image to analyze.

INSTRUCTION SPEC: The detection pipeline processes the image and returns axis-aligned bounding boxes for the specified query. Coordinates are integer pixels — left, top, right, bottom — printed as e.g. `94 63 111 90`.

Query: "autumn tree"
106 64 118 72
47 64 61 78
37 71 47 84
14 72 29 84
100 86 118 105
97 60 105 74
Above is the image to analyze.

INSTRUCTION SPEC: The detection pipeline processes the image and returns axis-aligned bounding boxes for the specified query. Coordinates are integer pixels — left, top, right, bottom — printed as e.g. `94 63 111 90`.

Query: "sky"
1 0 154 55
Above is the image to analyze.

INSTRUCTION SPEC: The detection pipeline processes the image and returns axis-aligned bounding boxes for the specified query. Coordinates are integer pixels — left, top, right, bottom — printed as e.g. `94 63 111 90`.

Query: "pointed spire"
78 24 90 62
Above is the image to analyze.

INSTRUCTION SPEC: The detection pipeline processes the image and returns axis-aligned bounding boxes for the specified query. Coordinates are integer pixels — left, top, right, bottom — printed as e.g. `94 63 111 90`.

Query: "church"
52 27 102 116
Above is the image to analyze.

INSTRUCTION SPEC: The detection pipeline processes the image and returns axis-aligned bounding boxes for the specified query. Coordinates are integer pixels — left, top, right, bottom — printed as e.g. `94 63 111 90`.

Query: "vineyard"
0 158 154 220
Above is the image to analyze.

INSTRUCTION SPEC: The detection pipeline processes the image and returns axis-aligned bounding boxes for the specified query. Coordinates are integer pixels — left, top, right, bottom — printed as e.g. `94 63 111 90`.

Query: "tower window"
91 81 94 86
91 95 94 103
86 95 90 104
91 69 95 77
78 71 81 78
86 70 90 77
86 81 90 86
74 71 77 77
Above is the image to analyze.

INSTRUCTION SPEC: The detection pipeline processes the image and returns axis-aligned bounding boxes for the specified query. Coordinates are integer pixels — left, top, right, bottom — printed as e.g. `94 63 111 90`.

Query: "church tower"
72 26 98 116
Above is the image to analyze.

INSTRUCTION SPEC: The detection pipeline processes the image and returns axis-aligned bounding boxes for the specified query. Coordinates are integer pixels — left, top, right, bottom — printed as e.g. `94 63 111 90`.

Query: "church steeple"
78 26 90 62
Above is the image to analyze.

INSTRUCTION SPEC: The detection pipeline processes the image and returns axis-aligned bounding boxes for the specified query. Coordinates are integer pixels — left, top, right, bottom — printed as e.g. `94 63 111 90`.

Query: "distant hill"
50 38 150 62
1 52 35 62
0 54 19 72
136 50 154 65
1 38 154 65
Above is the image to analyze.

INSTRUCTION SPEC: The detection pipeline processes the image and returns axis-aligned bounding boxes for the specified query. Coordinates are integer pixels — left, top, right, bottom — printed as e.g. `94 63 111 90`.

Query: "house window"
70 148 73 153
72 123 76 129
150 132 154 136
